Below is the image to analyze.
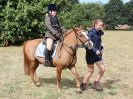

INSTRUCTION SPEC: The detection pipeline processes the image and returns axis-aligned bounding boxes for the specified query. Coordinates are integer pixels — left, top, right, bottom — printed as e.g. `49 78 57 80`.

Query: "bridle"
59 29 90 57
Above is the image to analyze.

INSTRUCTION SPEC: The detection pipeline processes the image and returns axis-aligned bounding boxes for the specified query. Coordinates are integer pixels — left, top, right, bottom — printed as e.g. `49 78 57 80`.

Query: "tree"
61 3 105 29
124 0 133 25
104 0 124 29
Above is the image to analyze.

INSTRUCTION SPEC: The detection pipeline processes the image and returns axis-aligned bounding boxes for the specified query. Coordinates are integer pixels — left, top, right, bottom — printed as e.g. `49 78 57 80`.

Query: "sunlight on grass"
0 31 133 99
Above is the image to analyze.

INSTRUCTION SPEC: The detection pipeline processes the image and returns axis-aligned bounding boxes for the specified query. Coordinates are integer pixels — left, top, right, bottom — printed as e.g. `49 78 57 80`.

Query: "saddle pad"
35 42 57 58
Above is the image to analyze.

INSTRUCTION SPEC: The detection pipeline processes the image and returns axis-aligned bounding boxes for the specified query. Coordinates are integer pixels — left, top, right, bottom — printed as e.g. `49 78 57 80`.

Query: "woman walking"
81 19 105 91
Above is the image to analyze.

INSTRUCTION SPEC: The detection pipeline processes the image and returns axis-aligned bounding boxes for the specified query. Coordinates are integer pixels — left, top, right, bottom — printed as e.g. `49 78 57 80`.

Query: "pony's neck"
63 31 77 55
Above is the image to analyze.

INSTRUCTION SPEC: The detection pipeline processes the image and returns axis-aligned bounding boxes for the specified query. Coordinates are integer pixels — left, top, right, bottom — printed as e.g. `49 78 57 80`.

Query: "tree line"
0 0 133 46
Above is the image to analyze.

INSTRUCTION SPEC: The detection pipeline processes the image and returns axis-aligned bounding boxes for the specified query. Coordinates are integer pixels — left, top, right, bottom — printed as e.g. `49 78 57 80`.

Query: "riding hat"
47 4 57 12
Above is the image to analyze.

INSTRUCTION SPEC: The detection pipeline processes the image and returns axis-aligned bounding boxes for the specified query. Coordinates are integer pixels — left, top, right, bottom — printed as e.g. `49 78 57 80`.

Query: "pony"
23 28 93 93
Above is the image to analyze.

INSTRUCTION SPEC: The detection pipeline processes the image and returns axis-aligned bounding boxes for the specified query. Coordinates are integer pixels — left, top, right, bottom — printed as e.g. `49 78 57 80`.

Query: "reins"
58 29 90 58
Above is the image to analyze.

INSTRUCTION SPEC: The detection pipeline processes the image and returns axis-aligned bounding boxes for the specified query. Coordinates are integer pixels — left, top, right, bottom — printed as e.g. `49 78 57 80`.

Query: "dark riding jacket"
87 28 104 53
44 14 66 40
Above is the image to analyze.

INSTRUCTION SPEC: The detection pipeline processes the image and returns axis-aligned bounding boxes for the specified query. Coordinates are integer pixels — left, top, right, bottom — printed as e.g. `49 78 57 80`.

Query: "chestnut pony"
23 28 93 93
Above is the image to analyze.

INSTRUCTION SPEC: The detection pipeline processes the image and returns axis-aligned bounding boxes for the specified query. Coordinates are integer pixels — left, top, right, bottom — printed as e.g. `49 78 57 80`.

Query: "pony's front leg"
56 66 63 91
69 66 82 93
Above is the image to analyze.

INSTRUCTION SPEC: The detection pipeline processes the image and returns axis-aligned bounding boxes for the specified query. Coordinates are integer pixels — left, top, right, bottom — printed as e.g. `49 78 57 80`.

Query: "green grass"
0 31 133 99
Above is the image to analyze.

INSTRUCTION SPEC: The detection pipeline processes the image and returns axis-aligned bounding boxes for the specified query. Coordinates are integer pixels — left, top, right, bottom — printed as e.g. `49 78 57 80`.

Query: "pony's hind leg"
68 66 82 94
30 67 36 85
30 61 40 86
34 65 41 87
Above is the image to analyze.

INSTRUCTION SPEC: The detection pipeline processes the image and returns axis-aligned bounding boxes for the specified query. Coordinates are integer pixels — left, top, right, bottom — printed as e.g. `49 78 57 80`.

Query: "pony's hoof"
57 89 61 92
76 89 82 94
36 82 41 87
30 82 36 86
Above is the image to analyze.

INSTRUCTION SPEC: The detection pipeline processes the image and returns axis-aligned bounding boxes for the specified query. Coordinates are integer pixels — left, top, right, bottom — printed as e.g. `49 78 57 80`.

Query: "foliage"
123 0 133 25
0 0 132 46
0 0 79 46
104 0 124 29
61 3 105 29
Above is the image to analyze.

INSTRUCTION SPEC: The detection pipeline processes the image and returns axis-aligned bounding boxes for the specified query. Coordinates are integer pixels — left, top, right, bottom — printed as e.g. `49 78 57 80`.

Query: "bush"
0 0 46 46
0 0 79 46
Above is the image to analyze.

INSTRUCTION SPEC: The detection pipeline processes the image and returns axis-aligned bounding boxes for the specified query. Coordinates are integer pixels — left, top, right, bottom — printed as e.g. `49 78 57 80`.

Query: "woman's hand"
96 50 101 55
100 49 103 54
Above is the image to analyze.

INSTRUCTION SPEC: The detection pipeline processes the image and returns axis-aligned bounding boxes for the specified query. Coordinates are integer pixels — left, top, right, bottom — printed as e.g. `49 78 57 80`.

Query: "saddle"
35 41 57 59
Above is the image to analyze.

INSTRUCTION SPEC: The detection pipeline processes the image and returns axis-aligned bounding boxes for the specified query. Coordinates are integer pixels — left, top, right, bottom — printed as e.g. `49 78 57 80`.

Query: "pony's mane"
63 29 74 37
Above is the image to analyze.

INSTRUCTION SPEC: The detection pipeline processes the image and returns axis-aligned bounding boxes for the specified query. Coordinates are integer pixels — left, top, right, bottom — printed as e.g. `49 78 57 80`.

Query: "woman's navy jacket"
87 28 104 53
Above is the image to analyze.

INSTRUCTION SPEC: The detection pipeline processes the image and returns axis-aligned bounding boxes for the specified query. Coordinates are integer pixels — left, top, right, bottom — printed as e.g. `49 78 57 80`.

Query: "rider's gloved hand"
56 33 62 40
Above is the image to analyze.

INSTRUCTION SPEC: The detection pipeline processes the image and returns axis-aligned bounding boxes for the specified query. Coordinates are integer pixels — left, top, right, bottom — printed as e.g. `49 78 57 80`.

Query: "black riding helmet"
47 4 57 12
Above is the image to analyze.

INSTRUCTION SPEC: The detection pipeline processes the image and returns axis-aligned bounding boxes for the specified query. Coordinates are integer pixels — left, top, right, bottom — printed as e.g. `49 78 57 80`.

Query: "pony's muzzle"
84 40 93 49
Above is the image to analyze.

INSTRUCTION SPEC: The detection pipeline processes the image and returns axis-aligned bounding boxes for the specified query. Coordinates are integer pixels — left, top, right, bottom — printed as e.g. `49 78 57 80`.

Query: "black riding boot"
44 48 50 66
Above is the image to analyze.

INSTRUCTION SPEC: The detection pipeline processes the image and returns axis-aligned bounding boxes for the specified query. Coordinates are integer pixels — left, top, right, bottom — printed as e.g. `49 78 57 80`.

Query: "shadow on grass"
39 77 120 90
40 77 81 89
102 79 121 89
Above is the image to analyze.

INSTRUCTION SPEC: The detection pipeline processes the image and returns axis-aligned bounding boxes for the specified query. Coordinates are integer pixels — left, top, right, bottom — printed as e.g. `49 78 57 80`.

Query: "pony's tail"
23 42 30 76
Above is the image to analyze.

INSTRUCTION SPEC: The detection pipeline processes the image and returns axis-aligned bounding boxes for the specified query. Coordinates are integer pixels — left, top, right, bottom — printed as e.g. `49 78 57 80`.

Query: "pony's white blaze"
81 31 89 39
81 31 93 49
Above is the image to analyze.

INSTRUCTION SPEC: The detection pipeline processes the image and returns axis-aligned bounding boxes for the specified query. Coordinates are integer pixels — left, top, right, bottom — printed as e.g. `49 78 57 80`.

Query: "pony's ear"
73 27 78 33
73 25 84 31
79 25 84 30
73 27 81 34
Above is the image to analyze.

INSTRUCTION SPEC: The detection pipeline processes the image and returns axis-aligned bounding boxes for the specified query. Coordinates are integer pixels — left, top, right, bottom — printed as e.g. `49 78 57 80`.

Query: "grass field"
0 31 133 99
